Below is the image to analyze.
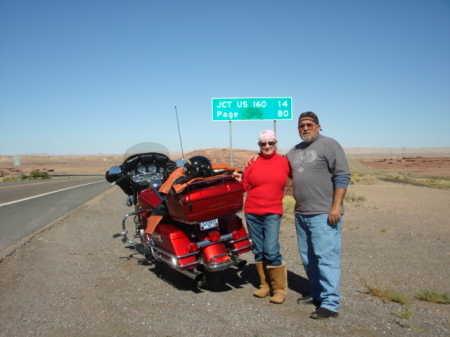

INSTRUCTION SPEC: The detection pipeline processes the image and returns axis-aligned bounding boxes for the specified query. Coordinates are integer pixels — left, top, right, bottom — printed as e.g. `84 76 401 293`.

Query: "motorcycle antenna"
174 105 185 159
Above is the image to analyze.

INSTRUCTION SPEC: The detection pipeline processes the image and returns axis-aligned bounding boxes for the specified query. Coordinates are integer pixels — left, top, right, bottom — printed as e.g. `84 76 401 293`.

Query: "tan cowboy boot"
267 262 287 304
253 261 272 298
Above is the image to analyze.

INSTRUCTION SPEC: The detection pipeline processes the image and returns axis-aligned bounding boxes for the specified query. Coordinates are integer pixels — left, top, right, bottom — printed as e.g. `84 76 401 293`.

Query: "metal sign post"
229 121 233 166
13 156 21 180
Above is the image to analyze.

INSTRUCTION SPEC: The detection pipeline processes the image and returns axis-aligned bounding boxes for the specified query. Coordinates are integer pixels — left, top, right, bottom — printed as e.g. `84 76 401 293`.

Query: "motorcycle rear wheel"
199 270 222 289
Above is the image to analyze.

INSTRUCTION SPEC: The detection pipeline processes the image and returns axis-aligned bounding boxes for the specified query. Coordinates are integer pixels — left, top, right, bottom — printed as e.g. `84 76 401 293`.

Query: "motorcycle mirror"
106 166 122 183
108 166 122 175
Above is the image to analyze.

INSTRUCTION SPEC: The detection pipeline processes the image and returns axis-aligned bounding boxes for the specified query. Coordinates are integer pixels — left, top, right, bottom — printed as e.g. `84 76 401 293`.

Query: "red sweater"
242 152 290 215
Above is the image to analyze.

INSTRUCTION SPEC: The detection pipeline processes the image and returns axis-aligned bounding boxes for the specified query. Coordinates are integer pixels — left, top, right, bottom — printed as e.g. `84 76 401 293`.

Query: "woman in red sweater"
235 130 290 304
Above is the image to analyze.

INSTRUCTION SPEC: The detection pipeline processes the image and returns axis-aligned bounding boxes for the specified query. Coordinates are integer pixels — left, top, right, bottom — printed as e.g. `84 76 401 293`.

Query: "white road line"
0 180 106 207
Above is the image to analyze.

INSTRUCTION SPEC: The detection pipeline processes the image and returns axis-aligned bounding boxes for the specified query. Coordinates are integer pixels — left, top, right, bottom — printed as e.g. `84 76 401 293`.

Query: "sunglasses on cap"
258 141 277 146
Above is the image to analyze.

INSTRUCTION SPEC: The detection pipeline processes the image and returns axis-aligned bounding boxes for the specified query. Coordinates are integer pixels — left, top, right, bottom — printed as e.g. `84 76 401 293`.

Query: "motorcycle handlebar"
111 174 127 186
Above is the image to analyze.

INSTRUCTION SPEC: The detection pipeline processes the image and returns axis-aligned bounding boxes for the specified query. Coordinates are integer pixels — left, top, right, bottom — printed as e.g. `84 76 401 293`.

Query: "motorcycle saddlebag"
152 223 197 269
166 179 243 223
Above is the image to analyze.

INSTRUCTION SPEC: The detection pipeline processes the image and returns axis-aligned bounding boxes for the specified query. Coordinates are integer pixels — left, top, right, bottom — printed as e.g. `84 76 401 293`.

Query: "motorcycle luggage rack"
184 174 234 190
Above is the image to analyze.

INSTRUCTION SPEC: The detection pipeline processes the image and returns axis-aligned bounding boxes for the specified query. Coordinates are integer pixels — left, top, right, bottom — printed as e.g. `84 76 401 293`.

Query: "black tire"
200 270 222 289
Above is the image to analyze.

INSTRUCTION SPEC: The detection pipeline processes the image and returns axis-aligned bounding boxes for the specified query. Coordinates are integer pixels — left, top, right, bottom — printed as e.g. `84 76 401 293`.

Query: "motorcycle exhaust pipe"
174 267 204 286
151 249 205 283
232 257 247 268
194 273 205 288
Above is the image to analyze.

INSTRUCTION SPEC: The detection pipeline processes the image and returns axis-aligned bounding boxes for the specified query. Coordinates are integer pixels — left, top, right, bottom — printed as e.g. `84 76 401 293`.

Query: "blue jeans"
245 213 282 267
295 213 342 312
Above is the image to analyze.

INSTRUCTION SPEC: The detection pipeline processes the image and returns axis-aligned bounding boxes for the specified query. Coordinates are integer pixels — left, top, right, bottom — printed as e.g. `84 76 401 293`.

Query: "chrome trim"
117 210 146 245
132 172 164 183
229 236 250 244
193 234 250 249
231 243 253 254
188 174 234 186
148 240 235 272
196 233 232 248
152 250 200 269
150 244 198 260
202 258 234 272
151 251 203 281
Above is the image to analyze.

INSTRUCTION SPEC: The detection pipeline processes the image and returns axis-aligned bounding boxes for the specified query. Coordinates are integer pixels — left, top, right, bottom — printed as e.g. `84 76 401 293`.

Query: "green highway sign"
212 97 292 121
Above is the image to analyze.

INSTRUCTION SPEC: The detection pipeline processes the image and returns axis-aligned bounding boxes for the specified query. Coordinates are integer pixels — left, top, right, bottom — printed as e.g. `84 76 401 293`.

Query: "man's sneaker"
310 307 339 319
297 296 321 308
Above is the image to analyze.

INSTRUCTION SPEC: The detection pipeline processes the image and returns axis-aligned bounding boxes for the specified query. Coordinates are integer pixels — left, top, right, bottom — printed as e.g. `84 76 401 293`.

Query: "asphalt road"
0 176 112 253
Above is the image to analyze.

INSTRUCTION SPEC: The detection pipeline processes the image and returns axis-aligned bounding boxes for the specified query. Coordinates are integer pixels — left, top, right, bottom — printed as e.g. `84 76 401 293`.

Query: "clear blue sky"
1 0 449 155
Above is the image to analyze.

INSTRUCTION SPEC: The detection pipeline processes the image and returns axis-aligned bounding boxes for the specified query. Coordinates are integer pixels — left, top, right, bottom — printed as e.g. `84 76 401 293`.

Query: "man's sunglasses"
298 123 316 129
258 141 277 146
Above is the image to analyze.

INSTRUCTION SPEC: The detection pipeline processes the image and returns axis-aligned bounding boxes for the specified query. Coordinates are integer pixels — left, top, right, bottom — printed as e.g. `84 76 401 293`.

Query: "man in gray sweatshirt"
286 111 350 319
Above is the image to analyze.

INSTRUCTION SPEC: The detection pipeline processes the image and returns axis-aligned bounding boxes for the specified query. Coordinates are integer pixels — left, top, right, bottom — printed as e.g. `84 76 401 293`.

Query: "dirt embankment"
0 150 254 178
0 155 123 178
357 156 450 177
2 148 449 178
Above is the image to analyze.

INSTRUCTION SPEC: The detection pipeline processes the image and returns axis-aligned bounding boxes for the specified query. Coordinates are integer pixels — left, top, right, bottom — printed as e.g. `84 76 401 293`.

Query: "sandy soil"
0 148 449 336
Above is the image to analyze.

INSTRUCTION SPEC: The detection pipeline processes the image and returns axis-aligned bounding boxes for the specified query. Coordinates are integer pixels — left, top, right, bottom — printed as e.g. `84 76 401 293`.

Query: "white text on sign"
212 97 292 121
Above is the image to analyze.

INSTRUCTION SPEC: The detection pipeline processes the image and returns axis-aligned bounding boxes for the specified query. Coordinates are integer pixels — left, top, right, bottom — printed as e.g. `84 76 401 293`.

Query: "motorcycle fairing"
137 187 165 211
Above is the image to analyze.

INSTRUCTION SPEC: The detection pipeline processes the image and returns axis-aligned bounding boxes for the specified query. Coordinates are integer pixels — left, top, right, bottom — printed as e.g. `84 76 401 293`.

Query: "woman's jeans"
245 213 282 267
295 213 342 312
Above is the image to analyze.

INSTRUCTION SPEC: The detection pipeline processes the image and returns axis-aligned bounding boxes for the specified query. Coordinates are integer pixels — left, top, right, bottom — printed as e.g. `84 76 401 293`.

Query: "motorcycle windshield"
123 142 170 160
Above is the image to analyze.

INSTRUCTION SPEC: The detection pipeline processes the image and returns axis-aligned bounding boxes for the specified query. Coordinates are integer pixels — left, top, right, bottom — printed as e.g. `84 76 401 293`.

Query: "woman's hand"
233 171 243 182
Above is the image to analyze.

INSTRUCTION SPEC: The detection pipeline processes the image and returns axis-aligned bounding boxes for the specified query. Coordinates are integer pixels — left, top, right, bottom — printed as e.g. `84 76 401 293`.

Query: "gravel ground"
0 180 449 337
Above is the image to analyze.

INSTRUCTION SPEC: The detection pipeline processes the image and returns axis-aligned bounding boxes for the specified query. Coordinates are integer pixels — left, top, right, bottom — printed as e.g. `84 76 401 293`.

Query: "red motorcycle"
106 142 252 289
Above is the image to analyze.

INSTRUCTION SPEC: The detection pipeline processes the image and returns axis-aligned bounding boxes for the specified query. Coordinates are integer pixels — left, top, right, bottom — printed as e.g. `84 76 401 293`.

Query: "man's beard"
300 133 313 143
